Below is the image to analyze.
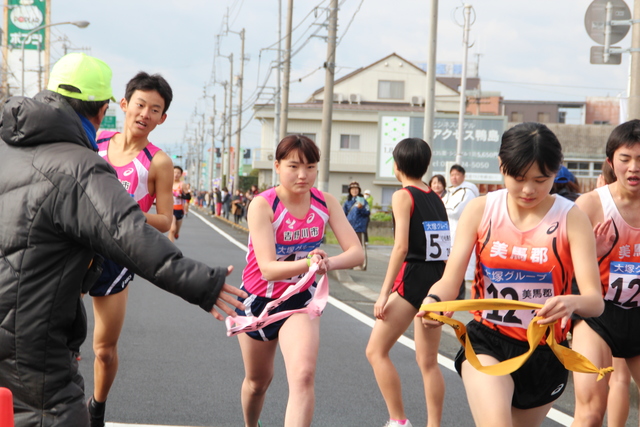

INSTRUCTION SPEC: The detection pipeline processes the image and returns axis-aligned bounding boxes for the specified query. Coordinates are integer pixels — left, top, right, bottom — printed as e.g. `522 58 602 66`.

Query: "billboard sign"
7 0 47 50
378 114 507 183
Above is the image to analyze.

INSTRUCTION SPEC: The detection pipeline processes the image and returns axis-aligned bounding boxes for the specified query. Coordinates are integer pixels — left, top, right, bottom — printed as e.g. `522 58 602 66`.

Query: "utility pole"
231 28 245 192
279 0 294 141
455 4 473 165
227 52 234 191
424 0 439 178
208 94 216 192
318 0 338 193
273 0 283 188
221 82 228 187
629 0 640 119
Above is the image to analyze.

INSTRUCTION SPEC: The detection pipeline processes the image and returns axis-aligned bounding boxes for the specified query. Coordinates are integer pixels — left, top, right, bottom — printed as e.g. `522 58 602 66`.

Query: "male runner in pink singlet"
87 72 173 427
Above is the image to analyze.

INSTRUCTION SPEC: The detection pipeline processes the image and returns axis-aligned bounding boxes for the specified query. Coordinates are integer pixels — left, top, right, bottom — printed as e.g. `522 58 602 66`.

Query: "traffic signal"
215 148 221 158
243 148 251 159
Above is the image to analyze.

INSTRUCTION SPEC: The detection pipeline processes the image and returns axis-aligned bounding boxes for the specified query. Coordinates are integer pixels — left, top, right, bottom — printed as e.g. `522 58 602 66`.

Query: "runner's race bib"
482 265 554 329
605 261 640 309
422 221 451 262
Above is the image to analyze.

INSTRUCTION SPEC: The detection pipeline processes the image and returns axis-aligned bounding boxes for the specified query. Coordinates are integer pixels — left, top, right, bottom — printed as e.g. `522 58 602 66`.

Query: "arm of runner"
144 151 173 232
247 196 323 281
375 189 410 320
536 206 604 326
417 196 485 327
323 192 365 272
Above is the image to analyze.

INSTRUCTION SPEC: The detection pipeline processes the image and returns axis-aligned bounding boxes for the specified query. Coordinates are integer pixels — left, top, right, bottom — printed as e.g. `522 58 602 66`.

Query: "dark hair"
499 122 562 178
450 164 465 175
60 86 109 119
392 138 431 179
174 165 183 174
605 119 640 161
430 174 446 188
602 160 617 184
275 134 320 163
124 71 173 114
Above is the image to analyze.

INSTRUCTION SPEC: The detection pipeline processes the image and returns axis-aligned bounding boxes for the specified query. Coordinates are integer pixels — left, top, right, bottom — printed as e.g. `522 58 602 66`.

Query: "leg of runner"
511 403 555 427
366 294 418 423
414 315 444 427
607 357 631 427
238 334 278 427
571 320 612 427
278 313 320 427
92 288 129 404
461 355 515 427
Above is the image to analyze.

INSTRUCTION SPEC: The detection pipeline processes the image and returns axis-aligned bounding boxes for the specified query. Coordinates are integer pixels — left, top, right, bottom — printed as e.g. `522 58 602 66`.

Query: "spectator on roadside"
364 189 374 244
222 186 231 219
429 174 447 198
550 165 580 202
231 189 245 224
214 187 222 216
343 181 370 270
442 164 479 299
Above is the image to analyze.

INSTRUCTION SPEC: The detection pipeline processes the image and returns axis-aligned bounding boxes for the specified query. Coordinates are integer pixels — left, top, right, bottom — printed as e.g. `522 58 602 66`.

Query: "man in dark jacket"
0 53 246 426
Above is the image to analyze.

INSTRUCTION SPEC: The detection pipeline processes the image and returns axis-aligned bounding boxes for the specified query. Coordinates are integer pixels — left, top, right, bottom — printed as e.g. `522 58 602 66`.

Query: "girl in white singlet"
418 122 604 427
236 135 363 427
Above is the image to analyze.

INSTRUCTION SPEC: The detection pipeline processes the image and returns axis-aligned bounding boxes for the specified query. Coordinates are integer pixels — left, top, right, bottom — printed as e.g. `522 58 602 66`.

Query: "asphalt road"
75 207 636 426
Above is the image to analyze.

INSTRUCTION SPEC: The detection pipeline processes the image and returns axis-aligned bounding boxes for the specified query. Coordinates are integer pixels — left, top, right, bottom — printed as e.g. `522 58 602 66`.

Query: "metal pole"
604 2 613 63
279 0 294 140
209 95 216 191
273 0 282 188
227 53 234 191
455 4 472 165
628 0 640 120
233 29 245 192
423 0 439 179
221 83 228 186
318 0 338 193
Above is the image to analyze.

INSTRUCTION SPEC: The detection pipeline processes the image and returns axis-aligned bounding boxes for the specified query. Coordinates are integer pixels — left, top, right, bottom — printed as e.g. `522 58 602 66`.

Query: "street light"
21 20 90 96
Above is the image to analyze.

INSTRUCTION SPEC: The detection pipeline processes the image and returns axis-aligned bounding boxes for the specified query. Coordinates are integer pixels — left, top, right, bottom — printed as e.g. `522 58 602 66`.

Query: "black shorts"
173 209 184 220
89 258 134 297
391 261 445 309
234 283 316 341
583 300 640 358
454 320 568 410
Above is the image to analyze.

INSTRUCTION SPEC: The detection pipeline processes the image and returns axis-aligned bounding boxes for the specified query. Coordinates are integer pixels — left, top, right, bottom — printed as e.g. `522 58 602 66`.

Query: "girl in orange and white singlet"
572 120 640 427
418 122 603 427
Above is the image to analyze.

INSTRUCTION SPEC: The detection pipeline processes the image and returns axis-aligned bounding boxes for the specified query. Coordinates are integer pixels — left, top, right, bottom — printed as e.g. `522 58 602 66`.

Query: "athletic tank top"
97 131 160 213
399 186 450 263
472 189 575 342
242 187 329 298
596 185 640 309
173 182 185 210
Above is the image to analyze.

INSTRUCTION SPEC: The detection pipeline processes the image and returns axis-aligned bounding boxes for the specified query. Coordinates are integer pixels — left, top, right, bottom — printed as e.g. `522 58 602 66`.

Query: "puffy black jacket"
0 91 227 426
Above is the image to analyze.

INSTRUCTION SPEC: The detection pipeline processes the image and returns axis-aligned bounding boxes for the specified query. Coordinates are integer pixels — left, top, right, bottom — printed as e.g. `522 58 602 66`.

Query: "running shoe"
87 396 105 427
383 420 413 427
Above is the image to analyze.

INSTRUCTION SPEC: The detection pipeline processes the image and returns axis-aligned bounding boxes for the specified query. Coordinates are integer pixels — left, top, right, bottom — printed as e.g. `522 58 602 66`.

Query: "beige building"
252 53 461 210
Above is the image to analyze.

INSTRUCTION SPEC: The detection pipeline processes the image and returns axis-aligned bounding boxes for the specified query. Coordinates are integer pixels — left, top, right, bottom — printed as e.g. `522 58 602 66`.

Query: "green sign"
100 115 116 129
7 0 47 50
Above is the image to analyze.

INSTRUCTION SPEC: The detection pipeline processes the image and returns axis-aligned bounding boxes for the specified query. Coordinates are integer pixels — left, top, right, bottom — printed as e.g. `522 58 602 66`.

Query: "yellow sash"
420 299 612 381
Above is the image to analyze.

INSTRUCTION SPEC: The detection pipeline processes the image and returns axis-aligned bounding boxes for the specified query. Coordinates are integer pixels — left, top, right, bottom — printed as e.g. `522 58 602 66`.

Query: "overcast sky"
47 0 629 154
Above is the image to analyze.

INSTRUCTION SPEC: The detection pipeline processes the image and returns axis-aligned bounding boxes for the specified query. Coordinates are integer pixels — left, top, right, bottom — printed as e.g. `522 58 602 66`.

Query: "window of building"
340 134 360 150
510 112 523 122
594 120 610 125
566 160 601 178
378 80 405 99
558 111 566 124
537 112 550 123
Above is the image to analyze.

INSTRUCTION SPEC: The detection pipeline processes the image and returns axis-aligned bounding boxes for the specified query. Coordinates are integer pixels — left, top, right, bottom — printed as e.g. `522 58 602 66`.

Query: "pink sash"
225 264 328 337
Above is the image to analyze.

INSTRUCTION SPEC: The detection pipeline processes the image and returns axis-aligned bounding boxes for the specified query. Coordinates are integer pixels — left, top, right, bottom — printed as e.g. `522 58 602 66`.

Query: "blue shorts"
173 209 184 220
89 258 134 297
235 283 316 341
